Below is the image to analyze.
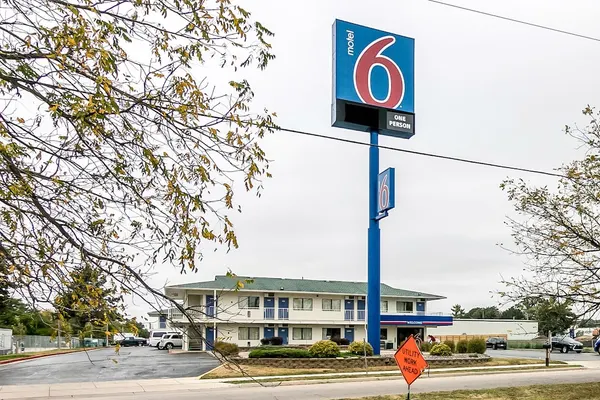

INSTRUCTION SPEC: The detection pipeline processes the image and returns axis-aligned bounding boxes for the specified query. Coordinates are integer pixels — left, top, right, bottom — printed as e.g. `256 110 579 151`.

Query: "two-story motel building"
163 275 452 351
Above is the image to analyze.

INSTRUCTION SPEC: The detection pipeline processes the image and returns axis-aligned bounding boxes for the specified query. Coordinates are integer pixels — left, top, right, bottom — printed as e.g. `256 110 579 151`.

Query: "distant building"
162 275 451 351
147 308 180 330
434 319 539 340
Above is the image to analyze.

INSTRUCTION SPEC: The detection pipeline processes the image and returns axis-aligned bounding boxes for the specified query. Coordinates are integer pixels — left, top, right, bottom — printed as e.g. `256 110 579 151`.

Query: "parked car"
149 330 179 347
158 333 183 350
119 337 146 347
486 337 508 350
551 337 583 353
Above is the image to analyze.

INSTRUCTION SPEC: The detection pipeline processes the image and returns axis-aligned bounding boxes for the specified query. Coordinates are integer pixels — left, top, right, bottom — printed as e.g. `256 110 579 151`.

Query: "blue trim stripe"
380 314 453 326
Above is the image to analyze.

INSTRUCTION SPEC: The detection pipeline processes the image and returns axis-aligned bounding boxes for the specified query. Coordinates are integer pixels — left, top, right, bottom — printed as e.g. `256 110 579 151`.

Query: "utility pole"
545 330 551 367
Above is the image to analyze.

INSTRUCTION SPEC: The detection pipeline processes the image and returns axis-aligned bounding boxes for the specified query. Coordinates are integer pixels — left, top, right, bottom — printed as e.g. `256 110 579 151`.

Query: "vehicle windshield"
152 332 165 337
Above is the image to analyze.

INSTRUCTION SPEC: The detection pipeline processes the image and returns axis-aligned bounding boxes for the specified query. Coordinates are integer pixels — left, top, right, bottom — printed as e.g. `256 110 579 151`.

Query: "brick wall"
234 356 488 369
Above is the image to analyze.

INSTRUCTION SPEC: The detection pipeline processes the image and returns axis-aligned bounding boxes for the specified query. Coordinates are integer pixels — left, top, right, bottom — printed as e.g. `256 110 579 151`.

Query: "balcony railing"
206 306 215 317
278 308 289 320
357 310 365 321
264 307 275 320
344 310 354 321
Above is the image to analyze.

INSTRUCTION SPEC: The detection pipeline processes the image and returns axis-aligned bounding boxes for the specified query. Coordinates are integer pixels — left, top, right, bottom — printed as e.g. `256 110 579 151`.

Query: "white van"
148 330 179 347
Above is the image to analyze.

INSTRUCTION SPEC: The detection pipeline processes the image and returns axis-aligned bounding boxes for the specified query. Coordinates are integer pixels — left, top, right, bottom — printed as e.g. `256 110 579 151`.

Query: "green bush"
456 340 468 354
248 348 311 358
214 341 239 356
443 340 455 352
309 340 341 358
348 341 374 356
420 342 432 352
430 343 453 356
467 338 486 354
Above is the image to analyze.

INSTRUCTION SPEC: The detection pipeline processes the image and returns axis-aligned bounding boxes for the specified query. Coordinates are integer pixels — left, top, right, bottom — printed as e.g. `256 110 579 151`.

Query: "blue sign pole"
368 129 381 356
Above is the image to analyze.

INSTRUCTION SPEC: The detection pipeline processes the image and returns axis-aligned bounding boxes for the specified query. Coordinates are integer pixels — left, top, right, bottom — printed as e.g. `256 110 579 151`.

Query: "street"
0 347 218 385
487 348 600 362
7 367 597 400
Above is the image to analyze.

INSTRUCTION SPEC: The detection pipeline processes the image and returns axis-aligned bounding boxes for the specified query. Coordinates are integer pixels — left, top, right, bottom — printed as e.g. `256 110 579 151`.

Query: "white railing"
278 308 289 320
357 310 365 321
344 310 354 321
264 308 275 320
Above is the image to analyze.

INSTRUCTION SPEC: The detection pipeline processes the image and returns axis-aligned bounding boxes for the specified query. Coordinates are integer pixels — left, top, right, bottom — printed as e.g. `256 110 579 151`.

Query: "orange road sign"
394 335 428 386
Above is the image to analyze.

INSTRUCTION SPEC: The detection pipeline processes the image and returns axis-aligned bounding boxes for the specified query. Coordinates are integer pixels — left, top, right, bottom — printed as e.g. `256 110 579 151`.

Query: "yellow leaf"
17 117 25 123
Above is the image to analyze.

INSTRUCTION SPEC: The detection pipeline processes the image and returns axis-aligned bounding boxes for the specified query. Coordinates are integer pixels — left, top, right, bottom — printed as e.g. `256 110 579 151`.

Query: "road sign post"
332 19 415 355
394 335 428 399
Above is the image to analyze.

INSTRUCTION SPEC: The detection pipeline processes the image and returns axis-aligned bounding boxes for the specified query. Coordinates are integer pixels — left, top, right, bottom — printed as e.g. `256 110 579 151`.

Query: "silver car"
158 333 183 350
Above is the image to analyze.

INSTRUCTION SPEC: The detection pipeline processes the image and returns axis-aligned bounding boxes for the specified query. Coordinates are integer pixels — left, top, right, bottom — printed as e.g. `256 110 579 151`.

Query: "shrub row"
248 340 373 359
260 336 284 346
424 338 486 355
214 341 239 356
249 348 311 358
330 337 351 346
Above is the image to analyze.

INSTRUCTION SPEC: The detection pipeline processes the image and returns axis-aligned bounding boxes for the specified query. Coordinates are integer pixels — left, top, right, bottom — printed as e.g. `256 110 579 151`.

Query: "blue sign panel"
333 20 415 113
377 167 395 214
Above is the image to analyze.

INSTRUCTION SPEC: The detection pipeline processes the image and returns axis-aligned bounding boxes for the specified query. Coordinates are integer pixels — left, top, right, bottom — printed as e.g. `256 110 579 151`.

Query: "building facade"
162 275 452 351
434 319 539 340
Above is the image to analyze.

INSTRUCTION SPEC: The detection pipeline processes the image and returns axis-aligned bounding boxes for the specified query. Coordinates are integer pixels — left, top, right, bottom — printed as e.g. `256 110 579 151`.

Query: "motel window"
238 327 260 340
322 299 341 311
293 298 313 311
381 301 388 313
238 296 260 309
292 327 312 340
396 301 414 313
380 328 388 340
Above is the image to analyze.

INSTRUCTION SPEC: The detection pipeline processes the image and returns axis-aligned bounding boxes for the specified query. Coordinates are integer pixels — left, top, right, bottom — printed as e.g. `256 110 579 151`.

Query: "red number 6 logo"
353 36 405 109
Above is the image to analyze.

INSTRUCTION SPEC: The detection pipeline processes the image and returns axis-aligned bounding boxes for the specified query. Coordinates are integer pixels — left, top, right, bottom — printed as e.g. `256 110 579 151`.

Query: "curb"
227 366 585 386
0 348 101 365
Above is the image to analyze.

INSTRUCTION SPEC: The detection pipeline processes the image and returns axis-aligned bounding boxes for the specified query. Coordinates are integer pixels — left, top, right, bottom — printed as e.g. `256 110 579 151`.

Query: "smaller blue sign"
377 168 395 214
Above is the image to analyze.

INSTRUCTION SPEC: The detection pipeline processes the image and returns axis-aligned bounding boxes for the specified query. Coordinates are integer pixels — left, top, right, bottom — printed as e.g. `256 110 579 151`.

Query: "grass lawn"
201 358 566 379
225 365 579 384
0 348 84 362
341 382 600 399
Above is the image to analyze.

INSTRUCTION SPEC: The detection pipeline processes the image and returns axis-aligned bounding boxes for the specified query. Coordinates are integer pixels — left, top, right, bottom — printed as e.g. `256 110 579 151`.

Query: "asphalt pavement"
18 367 600 400
0 347 219 385
487 348 600 362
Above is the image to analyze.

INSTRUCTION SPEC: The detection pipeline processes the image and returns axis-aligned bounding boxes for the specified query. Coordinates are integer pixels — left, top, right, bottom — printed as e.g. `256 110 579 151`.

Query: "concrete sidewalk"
0 378 232 399
0 363 587 400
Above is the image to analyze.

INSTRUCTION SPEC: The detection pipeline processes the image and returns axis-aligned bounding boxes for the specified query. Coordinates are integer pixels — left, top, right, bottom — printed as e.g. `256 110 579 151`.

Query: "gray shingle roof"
167 275 444 300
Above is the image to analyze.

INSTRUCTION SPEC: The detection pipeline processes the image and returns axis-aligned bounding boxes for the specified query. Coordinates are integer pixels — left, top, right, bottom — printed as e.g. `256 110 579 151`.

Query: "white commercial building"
162 275 452 351
434 319 539 340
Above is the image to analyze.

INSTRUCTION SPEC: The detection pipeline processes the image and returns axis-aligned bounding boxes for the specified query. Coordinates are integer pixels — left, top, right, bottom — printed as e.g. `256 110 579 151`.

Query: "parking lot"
0 346 219 385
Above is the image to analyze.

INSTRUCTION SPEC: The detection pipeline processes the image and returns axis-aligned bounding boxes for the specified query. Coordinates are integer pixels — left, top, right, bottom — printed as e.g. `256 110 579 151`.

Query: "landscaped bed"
201 357 567 379
0 348 86 363
339 382 600 400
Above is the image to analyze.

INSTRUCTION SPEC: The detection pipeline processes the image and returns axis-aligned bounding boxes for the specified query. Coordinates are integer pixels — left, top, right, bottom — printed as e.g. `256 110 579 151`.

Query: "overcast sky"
130 0 600 318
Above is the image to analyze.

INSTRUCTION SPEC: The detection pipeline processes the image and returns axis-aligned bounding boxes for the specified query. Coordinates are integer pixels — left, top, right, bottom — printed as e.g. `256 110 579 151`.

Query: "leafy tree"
500 306 526 320
501 107 600 317
54 265 123 335
466 306 501 319
0 0 276 323
451 304 466 318
535 299 576 335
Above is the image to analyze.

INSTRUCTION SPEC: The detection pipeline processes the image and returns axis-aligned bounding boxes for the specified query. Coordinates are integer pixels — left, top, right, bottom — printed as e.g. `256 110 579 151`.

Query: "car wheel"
493 345 498 350
576 350 582 354
166 343 173 350
560 346 568 353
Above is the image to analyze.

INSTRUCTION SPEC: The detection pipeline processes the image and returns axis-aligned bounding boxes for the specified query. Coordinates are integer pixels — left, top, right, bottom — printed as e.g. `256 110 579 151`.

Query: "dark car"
486 337 507 350
551 337 583 353
119 337 147 347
